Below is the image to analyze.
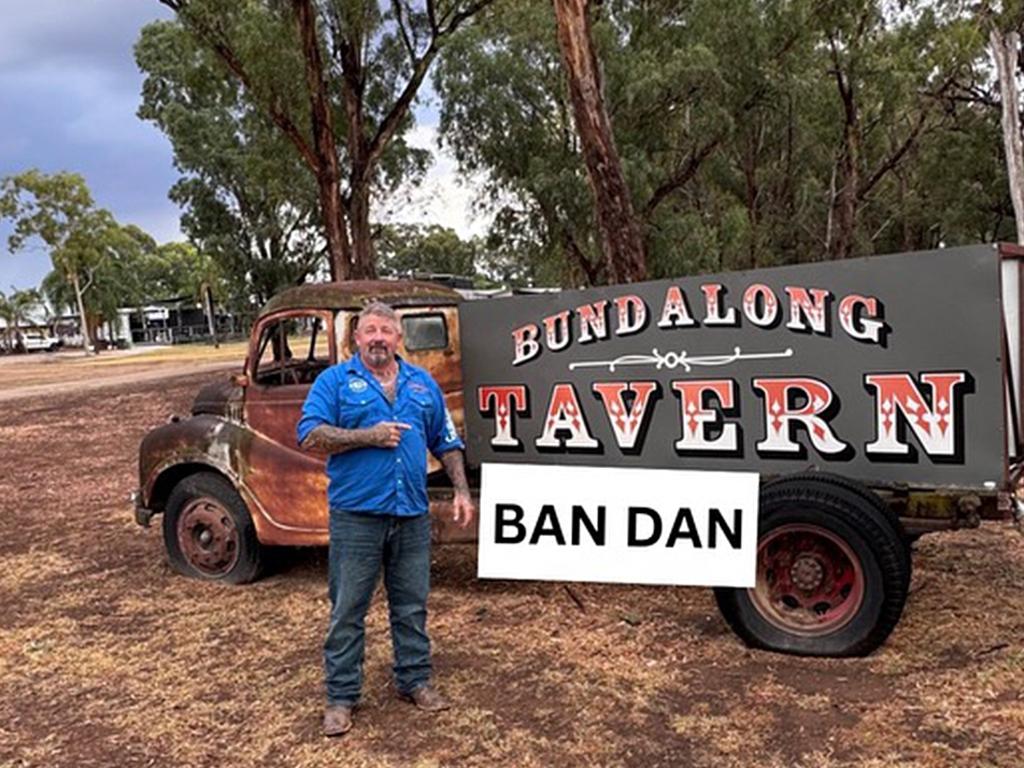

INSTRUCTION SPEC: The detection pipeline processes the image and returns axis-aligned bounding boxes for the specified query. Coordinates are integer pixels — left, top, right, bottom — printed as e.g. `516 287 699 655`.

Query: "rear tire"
163 472 264 584
714 476 910 657
763 472 911 590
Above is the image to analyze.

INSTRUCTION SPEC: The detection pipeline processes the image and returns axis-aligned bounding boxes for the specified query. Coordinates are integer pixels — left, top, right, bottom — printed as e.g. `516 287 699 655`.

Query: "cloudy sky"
0 1 484 292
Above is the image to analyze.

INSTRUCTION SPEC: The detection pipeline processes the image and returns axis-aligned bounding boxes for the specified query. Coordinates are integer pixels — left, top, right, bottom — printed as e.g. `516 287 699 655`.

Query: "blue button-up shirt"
296 354 464 516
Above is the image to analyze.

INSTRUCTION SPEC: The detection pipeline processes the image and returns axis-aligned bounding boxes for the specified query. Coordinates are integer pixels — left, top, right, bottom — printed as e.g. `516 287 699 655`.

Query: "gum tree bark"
991 27 1024 244
552 0 646 283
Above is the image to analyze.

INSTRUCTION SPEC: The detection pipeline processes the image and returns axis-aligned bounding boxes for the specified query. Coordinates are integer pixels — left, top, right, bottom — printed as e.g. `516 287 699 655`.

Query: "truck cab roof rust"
258 280 462 316
136 279 470 556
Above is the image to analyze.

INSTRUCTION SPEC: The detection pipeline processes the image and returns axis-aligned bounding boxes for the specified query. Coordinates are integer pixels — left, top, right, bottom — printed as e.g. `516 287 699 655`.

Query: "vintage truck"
135 244 1024 658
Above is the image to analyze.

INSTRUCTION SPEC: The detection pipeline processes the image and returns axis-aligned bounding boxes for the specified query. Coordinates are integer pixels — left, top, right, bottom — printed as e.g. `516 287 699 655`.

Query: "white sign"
477 463 760 587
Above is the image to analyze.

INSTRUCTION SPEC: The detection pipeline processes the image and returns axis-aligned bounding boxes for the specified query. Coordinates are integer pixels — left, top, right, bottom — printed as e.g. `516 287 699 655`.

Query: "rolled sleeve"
296 368 338 445
426 379 464 456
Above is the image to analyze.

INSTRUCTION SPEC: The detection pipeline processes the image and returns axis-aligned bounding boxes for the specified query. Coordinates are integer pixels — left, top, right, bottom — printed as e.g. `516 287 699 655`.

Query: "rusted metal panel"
139 413 331 546
260 280 461 318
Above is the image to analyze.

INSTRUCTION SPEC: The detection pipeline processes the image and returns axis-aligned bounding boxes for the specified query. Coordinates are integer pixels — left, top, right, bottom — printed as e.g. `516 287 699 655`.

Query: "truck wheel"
763 472 911 590
714 477 910 657
163 472 264 584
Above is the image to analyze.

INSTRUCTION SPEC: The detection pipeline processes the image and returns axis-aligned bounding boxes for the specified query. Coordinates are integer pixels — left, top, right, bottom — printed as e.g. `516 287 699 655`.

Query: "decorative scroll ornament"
568 346 794 373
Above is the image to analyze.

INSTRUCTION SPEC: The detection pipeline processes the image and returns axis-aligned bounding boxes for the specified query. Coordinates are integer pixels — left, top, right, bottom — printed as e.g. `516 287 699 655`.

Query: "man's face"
354 312 401 368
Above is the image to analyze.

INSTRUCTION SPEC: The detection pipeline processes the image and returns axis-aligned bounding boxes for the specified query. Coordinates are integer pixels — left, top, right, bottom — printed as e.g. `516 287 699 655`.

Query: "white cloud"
125 207 183 244
378 124 494 239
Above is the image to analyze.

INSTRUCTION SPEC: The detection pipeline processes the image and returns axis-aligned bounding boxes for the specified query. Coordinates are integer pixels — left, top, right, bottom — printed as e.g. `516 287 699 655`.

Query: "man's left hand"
452 492 476 529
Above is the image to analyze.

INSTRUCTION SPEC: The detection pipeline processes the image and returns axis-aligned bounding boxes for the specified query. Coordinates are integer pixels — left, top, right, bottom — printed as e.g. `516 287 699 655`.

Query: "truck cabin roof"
258 280 463 319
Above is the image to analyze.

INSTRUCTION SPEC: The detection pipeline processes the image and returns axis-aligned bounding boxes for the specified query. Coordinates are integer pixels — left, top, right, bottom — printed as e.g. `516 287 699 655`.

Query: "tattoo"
440 450 470 497
300 424 378 454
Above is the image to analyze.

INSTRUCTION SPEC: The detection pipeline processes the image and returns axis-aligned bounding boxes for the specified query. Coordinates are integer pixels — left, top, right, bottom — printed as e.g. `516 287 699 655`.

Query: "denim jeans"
325 510 433 707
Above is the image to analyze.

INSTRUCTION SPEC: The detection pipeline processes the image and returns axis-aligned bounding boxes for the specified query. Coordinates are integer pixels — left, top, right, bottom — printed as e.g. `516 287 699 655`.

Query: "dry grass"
1 372 1023 767
0 340 248 391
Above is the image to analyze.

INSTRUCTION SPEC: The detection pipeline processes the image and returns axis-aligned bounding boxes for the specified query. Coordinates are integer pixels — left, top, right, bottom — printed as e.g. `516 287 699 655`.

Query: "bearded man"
297 301 474 737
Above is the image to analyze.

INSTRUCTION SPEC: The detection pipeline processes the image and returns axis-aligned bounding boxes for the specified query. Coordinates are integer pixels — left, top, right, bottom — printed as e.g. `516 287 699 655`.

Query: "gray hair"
358 301 399 326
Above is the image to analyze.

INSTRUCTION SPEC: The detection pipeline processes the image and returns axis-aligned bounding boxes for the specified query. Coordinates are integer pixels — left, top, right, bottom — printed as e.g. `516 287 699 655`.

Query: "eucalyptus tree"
376 222 477 276
137 19 326 303
435 0 807 283
151 0 493 280
0 171 128 354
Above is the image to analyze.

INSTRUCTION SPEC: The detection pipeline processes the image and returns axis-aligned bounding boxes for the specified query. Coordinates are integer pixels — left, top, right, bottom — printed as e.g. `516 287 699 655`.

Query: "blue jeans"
325 510 433 707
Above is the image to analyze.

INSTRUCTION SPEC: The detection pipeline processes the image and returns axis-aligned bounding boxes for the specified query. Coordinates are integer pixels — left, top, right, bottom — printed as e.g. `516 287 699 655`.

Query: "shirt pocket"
400 390 433 428
338 387 378 429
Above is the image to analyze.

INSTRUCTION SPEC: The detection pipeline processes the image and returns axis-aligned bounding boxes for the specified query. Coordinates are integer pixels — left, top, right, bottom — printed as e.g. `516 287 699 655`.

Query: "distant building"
114 297 241 346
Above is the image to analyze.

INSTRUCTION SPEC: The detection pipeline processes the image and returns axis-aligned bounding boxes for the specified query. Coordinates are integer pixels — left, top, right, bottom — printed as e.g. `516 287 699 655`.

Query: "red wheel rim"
748 523 864 636
177 498 240 576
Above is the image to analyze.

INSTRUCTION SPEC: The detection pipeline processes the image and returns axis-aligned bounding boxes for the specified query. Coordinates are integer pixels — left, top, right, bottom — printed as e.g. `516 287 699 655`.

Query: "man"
297 301 475 737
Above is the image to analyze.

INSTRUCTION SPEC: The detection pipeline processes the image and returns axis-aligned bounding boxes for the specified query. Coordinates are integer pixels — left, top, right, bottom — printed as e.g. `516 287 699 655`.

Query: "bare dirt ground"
1 367 1023 767
0 342 247 400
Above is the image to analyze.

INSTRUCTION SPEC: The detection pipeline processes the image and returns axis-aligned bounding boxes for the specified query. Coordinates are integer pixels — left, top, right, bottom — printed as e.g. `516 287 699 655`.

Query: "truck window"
402 313 448 351
254 316 331 386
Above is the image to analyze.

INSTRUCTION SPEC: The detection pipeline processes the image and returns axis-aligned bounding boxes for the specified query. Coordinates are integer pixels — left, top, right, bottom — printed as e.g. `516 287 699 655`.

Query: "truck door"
242 310 334 535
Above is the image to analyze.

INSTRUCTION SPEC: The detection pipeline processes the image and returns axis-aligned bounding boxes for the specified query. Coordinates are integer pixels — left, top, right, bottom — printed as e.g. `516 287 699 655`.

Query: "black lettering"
571 504 606 545
665 507 703 548
628 506 662 546
529 504 566 545
709 507 743 549
495 503 526 543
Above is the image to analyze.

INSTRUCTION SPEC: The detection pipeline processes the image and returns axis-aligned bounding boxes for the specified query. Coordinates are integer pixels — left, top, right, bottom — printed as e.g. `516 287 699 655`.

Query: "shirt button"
397 458 402 464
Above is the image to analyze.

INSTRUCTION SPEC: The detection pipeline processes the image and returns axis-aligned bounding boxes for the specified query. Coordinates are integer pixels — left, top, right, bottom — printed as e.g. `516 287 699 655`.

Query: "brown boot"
323 705 353 737
399 684 451 712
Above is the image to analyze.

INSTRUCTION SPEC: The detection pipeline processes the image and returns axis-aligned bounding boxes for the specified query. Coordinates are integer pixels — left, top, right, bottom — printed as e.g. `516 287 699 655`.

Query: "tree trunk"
294 0 353 280
552 0 646 284
829 124 860 260
202 282 219 348
70 271 94 355
992 27 1024 244
348 178 377 279
317 172 352 280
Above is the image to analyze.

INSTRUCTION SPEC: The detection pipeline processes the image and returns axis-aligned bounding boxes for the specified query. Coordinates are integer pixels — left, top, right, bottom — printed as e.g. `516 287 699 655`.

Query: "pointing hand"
370 421 411 448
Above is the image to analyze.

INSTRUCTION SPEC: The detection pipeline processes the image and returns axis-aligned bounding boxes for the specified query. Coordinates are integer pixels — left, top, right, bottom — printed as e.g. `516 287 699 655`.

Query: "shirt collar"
346 352 411 397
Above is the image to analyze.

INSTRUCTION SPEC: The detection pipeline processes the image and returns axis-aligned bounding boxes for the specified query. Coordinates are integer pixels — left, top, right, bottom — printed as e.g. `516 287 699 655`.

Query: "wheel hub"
177 498 239 576
790 555 825 591
749 523 865 637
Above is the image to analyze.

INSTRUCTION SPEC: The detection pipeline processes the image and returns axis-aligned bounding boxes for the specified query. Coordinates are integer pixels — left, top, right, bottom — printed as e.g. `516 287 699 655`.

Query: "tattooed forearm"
300 424 378 454
440 450 471 497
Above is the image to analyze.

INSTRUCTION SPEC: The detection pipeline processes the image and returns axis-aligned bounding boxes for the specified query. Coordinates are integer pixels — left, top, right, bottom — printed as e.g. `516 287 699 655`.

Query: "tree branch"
392 0 418 61
162 0 320 174
364 1 493 177
643 137 721 217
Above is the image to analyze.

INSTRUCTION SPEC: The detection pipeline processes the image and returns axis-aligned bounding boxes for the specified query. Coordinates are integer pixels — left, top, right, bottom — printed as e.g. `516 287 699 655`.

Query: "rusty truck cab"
135 280 468 583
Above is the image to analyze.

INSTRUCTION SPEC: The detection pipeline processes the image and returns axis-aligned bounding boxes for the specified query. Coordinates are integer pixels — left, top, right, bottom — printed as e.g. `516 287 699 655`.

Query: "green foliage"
137 0 442 284
2 170 229 344
376 223 477 276
1 171 127 346
437 0 1012 283
136 18 325 306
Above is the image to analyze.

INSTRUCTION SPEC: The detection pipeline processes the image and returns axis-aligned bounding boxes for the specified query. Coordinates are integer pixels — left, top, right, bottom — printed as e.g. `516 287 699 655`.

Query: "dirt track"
2 371 1023 767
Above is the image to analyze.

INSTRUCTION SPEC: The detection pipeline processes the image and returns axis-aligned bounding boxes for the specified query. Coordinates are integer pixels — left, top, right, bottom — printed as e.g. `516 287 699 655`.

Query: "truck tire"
714 477 910 657
163 472 264 584
763 472 912 590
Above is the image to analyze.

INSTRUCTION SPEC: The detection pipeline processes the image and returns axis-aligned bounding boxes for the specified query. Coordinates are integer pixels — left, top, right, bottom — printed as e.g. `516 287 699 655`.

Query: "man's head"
354 301 402 370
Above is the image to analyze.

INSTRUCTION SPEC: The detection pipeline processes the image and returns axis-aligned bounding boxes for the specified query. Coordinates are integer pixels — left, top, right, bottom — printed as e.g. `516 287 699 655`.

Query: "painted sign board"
478 463 760 587
461 245 1005 489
